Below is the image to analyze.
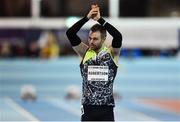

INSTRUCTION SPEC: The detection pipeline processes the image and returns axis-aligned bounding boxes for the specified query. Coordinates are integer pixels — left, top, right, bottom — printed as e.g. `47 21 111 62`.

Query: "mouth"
90 44 96 49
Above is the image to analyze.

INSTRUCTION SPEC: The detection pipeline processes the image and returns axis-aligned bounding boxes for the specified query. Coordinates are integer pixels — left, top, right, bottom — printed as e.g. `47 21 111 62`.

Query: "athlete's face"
88 31 104 51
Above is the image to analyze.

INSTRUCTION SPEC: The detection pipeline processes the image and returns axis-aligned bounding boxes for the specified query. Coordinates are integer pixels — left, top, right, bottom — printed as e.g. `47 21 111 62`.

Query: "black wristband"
83 16 89 22
97 17 106 26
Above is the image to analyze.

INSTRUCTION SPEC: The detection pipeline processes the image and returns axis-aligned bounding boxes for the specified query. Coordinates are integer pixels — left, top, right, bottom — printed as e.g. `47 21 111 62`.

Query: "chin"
90 45 100 51
90 46 95 50
91 47 98 50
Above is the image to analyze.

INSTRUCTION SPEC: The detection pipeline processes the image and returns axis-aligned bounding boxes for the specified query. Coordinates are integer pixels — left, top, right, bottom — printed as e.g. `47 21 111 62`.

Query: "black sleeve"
66 17 89 46
98 17 122 48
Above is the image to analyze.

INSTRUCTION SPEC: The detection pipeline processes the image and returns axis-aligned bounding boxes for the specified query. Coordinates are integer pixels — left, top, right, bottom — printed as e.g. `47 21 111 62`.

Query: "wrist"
97 17 106 26
84 16 90 21
86 15 90 19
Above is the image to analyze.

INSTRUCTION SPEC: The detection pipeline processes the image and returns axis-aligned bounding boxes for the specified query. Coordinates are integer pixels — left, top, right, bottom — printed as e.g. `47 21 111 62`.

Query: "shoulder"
107 47 120 66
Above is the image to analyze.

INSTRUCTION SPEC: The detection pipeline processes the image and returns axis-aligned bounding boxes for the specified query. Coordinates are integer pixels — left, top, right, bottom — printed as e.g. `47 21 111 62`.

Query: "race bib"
88 66 109 81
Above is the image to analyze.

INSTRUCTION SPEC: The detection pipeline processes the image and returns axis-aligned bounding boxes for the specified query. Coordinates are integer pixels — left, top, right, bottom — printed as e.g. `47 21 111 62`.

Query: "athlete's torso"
80 46 118 106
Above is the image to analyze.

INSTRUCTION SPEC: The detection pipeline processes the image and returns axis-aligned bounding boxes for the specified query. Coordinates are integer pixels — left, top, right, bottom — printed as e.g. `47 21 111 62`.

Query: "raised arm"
66 17 89 57
92 6 122 61
99 18 122 63
98 18 122 49
66 6 99 57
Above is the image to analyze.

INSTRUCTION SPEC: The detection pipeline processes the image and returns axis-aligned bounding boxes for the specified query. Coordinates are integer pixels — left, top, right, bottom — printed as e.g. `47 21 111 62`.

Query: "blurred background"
0 0 179 121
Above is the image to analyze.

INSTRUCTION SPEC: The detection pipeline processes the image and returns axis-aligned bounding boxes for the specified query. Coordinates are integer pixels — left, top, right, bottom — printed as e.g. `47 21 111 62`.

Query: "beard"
89 43 101 51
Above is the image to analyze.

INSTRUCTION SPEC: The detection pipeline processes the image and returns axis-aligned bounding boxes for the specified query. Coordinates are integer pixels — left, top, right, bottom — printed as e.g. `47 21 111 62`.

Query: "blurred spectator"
0 41 12 58
26 41 40 58
12 40 26 57
39 31 60 59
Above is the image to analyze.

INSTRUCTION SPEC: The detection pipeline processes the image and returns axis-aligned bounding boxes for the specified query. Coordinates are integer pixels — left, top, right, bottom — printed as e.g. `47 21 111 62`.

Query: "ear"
102 35 106 41
101 38 106 44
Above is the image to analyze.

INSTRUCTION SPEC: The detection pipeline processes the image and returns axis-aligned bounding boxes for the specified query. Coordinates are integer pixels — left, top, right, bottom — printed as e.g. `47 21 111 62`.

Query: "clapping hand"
87 4 101 21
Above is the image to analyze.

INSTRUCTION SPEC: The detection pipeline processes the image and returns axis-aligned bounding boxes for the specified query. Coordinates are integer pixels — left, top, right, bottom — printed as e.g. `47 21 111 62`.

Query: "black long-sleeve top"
66 17 122 48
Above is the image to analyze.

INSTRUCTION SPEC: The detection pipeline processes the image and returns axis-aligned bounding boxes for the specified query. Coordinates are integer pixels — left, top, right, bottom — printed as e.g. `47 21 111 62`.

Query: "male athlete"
66 5 122 121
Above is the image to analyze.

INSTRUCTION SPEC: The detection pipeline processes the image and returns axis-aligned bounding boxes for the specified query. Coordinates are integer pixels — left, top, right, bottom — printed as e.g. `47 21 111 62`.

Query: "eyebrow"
89 36 98 39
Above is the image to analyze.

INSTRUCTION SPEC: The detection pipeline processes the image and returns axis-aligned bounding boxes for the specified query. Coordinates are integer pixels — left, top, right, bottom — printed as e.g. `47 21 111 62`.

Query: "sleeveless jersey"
80 46 118 106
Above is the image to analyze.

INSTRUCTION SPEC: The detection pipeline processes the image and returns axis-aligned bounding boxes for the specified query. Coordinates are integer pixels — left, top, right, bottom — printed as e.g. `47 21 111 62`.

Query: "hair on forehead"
90 24 107 39
90 24 106 33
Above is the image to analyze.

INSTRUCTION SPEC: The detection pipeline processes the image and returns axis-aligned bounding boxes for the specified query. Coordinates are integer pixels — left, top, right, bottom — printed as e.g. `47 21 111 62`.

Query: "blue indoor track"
0 57 180 121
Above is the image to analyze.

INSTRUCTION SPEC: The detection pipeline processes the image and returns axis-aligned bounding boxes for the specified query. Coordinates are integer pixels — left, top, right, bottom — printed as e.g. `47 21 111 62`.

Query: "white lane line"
46 98 80 117
5 97 39 121
115 107 160 121
47 98 159 121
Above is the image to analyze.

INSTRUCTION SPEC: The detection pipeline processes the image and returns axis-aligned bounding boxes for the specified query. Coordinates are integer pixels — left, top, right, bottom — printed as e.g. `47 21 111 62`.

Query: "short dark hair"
90 24 106 40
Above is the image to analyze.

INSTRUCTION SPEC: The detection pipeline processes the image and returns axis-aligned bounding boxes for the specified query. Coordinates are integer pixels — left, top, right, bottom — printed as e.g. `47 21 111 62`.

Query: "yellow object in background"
40 31 60 59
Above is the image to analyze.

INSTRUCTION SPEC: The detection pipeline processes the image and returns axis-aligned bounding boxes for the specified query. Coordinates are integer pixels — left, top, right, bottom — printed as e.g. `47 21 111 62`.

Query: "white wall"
0 17 179 49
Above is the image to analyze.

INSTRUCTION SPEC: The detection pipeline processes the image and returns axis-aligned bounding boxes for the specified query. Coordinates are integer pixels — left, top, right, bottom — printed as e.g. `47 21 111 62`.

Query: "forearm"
66 17 89 46
98 17 122 48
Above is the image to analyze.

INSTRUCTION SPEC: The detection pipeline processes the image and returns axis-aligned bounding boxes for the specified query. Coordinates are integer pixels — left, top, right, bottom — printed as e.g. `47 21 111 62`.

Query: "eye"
93 38 98 41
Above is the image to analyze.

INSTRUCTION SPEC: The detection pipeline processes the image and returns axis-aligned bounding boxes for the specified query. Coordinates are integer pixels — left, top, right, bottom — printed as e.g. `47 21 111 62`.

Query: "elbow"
66 29 71 38
66 29 76 40
112 40 122 48
111 31 122 41
117 32 122 42
117 31 122 40
112 34 123 48
66 29 81 46
66 28 78 40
